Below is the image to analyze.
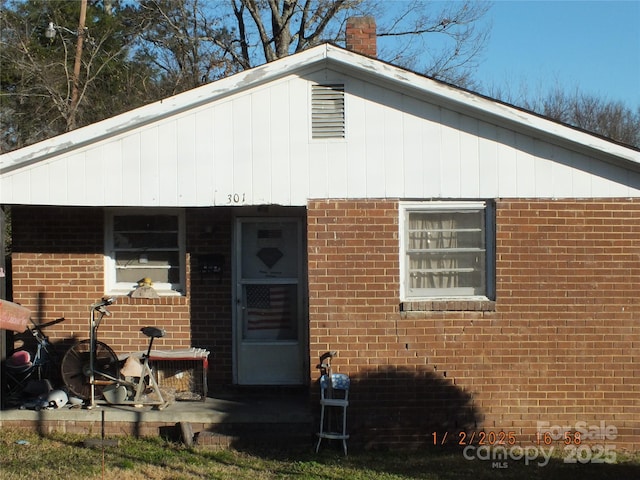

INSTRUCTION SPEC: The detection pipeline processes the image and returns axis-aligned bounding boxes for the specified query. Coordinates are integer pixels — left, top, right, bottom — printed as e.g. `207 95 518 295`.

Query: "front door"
234 217 306 384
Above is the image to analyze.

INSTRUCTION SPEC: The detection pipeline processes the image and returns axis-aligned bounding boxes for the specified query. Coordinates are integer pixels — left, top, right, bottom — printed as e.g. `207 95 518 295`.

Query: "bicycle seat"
6 350 32 371
141 326 166 338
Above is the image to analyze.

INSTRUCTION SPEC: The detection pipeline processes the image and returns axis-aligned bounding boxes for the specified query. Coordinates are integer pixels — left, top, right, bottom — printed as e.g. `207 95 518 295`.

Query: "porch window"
400 201 495 300
105 209 185 296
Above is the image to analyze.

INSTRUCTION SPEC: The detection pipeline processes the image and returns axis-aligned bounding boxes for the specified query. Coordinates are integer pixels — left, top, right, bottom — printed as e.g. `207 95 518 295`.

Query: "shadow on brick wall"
343 366 482 449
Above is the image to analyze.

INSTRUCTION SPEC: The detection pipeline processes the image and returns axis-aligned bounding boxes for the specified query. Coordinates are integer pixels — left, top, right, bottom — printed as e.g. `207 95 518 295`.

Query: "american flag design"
246 285 292 331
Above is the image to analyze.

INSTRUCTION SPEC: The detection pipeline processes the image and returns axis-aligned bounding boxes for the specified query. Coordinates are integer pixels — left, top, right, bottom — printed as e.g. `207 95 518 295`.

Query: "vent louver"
311 84 345 139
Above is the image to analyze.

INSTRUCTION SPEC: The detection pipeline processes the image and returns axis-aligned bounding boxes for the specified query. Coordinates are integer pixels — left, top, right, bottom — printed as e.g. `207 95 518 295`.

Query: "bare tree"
135 0 239 94
538 89 640 148
491 82 640 148
0 0 150 150
223 0 491 87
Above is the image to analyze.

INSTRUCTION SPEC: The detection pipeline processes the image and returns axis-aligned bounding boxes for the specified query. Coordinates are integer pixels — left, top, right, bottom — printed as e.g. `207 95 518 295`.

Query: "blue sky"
474 0 640 107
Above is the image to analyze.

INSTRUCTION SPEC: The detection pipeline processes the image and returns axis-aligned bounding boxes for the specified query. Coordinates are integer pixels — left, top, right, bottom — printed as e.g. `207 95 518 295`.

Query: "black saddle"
140 327 166 339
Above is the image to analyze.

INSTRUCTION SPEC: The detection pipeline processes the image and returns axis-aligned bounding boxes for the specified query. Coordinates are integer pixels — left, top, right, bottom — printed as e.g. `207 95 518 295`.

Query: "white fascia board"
323 45 640 169
0 45 331 175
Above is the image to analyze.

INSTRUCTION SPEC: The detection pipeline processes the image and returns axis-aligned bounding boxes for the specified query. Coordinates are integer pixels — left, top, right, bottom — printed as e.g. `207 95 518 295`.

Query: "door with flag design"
235 218 306 384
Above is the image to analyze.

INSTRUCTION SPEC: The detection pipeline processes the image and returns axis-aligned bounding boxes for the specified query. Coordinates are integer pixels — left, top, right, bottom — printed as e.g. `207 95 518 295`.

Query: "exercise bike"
60 298 169 409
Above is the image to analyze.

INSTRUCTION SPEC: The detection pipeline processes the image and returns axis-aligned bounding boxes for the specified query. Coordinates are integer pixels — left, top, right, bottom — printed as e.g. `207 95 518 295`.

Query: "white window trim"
399 201 495 302
104 208 186 297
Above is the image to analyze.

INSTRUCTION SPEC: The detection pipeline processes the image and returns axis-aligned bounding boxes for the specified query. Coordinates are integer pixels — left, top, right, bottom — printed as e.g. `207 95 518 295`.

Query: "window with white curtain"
400 201 494 300
105 209 185 296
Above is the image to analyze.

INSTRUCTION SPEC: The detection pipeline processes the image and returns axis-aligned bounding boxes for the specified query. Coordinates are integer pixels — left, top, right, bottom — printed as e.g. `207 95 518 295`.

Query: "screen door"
234 217 305 384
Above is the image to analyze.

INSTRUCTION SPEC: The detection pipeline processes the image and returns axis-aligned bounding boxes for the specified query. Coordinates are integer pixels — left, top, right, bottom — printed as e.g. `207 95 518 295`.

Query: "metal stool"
316 372 350 455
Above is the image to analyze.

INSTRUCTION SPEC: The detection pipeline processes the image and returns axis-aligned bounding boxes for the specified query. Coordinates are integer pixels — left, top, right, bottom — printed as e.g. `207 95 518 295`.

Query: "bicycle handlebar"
91 297 115 316
28 317 65 337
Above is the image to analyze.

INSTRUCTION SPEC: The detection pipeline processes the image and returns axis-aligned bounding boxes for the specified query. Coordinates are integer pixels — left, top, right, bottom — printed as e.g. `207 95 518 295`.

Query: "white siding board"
90 146 108 205
232 96 253 203
496 128 518 197
364 95 386 197
139 128 160 205
477 123 499 198
571 153 594 197
383 93 404 197
157 122 178 205
459 116 480 198
270 82 291 205
346 79 367 198
30 163 50 205
308 143 328 198
251 88 272 205
421 105 443 198
121 135 141 205
67 153 87 205
8 172 27 203
440 111 462 198
102 141 123 205
533 141 554 198
402 106 425 198
552 146 574 196
47 158 68 204
194 109 215 205
327 142 348 198
288 78 310 205
515 134 536 197
212 102 234 205
176 115 198 206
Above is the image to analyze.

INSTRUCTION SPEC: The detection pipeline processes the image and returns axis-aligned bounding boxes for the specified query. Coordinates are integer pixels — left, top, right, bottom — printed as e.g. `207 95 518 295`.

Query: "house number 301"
227 193 246 204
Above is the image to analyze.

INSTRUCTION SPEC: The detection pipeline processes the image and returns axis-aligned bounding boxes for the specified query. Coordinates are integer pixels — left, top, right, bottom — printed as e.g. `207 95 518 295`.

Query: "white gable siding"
1 67 639 206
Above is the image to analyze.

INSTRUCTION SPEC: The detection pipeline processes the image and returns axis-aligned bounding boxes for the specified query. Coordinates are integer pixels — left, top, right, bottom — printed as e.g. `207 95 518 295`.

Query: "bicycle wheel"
60 340 121 400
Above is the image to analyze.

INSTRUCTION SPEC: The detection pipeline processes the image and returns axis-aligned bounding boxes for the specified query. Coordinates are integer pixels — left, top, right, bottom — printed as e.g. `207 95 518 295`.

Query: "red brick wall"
10 206 191 354
8 201 639 450
187 208 233 384
307 199 640 451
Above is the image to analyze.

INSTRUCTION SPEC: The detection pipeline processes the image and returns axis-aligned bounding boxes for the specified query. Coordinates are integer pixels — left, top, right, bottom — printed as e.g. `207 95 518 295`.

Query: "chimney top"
345 16 376 57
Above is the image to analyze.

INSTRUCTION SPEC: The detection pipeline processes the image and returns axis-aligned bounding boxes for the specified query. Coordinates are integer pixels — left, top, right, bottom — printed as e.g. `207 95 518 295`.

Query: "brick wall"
9 206 217 369
8 201 639 450
307 199 640 450
187 208 233 384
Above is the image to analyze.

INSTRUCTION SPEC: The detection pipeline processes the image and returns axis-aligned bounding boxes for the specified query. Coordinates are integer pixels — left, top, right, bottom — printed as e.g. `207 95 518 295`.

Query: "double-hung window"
400 201 494 300
105 209 185 296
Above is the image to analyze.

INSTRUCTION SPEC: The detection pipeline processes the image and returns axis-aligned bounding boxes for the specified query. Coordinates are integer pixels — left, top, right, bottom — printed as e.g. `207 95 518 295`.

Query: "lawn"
1 428 638 480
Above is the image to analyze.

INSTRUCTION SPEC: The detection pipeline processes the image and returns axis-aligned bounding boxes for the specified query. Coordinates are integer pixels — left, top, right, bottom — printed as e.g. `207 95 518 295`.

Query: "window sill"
107 289 185 298
400 299 496 312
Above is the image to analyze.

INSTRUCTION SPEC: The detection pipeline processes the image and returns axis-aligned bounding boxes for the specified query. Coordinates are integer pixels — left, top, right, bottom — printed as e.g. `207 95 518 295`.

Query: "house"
1 17 638 450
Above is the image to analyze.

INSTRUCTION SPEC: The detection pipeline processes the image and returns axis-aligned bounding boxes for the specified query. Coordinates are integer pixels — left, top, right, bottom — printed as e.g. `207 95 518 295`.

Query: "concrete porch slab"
0 392 315 447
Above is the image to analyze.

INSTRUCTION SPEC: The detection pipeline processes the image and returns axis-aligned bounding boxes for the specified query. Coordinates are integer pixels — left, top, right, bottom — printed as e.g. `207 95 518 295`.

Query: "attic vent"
311 84 345 139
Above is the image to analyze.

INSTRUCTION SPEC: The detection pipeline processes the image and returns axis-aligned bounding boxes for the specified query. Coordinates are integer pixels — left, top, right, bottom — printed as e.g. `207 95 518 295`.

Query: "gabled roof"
1 43 637 175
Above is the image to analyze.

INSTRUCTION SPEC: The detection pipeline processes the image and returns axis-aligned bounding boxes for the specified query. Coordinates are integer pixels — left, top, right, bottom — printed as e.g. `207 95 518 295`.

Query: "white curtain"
408 213 459 289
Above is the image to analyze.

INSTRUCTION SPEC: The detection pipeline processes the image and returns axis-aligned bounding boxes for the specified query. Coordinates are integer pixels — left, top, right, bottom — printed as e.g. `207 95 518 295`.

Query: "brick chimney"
345 16 377 57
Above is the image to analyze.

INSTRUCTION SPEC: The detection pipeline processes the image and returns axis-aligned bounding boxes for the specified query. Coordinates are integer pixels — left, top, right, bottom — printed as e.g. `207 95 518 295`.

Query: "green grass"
1 428 638 480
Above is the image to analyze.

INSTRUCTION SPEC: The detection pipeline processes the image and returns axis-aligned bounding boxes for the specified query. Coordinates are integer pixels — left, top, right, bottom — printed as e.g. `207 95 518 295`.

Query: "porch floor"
0 389 315 448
